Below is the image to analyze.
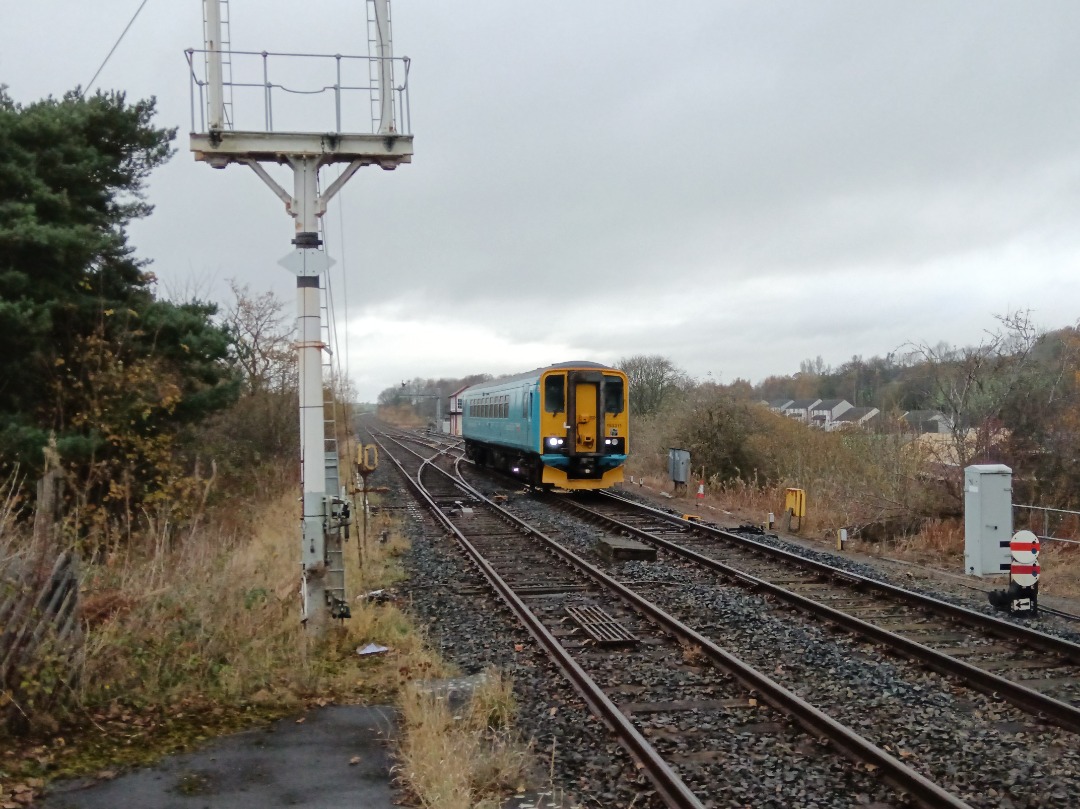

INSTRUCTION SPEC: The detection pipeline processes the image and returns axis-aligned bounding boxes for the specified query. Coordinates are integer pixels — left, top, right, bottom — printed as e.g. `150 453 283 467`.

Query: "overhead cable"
82 0 153 95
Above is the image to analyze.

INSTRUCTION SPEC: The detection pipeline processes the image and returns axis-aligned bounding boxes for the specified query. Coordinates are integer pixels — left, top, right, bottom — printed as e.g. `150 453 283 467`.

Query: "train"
461 361 629 490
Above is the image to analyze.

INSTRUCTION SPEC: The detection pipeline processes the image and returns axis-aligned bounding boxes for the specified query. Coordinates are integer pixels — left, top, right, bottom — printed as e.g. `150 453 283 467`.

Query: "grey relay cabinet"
668 449 691 485
964 464 1013 577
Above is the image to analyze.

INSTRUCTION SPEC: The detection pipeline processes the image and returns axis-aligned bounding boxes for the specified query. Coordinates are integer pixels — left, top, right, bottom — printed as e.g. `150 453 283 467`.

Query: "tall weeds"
77 494 447 711
396 669 529 809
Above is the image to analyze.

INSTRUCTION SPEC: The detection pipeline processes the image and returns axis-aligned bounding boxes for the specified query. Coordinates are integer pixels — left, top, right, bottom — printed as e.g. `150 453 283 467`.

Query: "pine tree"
0 87 239 518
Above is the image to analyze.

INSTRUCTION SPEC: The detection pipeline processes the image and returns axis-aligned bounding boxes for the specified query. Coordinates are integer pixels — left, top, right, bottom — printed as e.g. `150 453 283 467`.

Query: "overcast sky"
4 1 1080 400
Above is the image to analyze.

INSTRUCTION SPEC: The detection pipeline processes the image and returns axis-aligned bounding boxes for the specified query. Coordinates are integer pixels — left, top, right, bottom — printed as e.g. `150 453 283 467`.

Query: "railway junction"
360 421 1080 809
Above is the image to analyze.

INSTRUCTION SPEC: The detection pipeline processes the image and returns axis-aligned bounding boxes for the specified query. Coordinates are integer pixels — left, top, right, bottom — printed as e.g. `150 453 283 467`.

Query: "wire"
82 0 153 95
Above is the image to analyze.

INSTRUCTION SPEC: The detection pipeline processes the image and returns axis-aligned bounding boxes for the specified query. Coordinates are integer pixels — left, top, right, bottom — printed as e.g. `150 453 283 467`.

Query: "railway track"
541 490 1080 733
371 427 988 808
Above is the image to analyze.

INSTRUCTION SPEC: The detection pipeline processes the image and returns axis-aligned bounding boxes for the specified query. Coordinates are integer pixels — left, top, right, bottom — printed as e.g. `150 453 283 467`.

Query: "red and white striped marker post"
1009 529 1039 614
696 481 705 501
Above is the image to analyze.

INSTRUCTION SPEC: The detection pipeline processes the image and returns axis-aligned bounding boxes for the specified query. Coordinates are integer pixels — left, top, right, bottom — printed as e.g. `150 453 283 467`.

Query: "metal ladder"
366 0 393 132
319 264 348 615
202 0 235 128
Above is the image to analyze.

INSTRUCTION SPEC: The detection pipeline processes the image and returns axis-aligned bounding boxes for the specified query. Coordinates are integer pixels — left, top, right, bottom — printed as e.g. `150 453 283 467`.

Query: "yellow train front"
461 361 629 490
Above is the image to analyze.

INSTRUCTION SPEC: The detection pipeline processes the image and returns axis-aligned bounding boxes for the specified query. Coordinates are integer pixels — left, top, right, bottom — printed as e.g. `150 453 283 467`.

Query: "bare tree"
904 310 1042 499
224 281 295 395
617 354 690 418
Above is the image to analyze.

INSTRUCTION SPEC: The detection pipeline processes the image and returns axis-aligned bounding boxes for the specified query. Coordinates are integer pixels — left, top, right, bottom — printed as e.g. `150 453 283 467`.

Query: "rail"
568 493 1080 734
368 429 704 809
375 429 974 809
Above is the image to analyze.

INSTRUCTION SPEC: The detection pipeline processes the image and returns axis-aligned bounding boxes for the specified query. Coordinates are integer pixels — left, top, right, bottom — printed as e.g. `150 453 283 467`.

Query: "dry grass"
78 492 453 711
888 518 964 565
1 482 467 803
1039 544 1080 599
395 668 530 809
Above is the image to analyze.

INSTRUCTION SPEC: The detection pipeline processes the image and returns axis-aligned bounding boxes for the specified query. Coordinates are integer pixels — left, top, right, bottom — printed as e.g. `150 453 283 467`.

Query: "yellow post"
357 444 378 474
784 488 805 532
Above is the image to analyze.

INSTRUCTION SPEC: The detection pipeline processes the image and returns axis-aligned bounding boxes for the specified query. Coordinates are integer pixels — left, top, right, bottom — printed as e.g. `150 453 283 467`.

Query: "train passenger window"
603 376 625 414
544 375 565 414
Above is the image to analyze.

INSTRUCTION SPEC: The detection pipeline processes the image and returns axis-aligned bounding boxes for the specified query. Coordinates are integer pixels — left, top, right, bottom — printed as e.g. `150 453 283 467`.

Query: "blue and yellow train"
461 361 629 490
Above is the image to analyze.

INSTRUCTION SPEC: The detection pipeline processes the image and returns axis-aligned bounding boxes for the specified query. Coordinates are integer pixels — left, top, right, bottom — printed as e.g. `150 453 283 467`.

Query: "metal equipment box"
668 448 691 484
964 464 1013 576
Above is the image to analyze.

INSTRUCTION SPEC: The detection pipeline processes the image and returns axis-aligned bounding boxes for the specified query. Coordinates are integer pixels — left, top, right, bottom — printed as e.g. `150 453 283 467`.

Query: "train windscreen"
544 374 565 413
603 376 624 414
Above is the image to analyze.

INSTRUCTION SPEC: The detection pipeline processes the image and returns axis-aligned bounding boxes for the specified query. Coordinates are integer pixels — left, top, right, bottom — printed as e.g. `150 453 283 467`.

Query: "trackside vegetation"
620 338 1080 598
0 86 528 809
0 87 238 538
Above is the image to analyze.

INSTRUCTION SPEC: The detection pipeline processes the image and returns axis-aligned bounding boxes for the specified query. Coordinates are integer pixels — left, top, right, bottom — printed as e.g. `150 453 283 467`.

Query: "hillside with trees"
619 311 1080 543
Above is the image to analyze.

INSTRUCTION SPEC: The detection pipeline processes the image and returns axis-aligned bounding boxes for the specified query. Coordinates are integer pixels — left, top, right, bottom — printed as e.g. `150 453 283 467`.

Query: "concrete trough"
597 536 656 562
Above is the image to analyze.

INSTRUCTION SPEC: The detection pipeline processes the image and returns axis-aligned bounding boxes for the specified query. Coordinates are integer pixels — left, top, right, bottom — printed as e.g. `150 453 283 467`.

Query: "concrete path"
40 706 398 809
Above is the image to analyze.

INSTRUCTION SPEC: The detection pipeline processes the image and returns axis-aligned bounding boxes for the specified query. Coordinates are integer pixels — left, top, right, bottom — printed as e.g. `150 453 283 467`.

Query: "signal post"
188 0 414 632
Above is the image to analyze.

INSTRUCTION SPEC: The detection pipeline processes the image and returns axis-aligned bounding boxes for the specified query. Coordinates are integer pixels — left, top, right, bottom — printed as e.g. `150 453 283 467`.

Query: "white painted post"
291 156 328 631
204 0 225 130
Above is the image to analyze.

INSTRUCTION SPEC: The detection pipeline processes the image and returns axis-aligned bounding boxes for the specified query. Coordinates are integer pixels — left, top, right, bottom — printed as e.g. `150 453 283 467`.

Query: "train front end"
537 366 628 490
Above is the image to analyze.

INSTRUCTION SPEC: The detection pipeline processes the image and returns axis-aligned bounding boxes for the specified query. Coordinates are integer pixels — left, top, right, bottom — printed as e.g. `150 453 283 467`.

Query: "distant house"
829 406 880 431
809 399 853 428
448 385 469 436
783 399 822 423
901 410 952 434
762 399 794 413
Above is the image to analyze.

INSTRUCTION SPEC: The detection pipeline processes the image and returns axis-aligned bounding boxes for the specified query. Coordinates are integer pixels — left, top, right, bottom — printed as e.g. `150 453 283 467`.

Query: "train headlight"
545 436 566 448
602 437 625 453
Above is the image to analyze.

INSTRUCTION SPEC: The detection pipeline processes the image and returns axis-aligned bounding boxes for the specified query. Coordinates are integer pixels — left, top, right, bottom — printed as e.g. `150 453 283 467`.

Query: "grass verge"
0 490 451 806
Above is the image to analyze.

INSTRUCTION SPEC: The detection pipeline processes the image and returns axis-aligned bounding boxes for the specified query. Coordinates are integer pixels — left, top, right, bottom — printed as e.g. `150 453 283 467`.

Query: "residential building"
809 399 853 427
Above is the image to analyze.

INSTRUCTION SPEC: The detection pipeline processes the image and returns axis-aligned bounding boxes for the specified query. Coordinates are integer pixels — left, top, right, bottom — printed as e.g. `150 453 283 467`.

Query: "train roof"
461 361 621 393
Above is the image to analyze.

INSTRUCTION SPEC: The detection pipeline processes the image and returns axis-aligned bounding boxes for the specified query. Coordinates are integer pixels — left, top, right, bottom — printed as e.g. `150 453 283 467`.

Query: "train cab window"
544 375 565 414
603 376 625 414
